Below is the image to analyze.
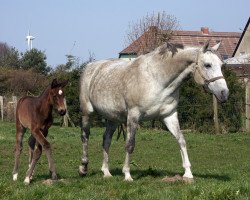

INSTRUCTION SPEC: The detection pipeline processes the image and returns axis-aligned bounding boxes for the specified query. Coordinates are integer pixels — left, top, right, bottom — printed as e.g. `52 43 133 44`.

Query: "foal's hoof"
50 171 58 180
79 166 87 177
13 173 18 181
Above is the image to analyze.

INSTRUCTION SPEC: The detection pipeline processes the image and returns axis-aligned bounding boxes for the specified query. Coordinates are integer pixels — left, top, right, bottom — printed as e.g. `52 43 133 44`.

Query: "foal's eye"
204 64 212 69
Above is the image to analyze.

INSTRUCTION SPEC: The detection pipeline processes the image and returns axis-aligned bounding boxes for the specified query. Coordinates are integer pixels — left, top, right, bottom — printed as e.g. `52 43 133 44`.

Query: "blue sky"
0 0 249 67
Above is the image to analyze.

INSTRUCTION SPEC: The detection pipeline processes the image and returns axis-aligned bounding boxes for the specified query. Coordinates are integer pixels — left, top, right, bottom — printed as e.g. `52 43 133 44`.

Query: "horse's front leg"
79 115 90 176
163 111 194 181
101 121 117 177
122 109 139 181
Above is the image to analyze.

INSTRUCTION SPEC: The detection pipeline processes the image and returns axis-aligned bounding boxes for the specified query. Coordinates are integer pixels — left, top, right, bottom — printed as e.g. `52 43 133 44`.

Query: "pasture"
0 121 249 199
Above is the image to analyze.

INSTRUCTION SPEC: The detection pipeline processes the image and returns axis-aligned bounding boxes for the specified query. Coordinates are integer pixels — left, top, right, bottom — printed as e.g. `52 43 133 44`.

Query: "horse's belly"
92 99 127 123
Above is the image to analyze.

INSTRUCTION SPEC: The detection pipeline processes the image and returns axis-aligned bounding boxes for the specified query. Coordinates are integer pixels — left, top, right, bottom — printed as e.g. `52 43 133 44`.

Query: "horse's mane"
158 43 184 57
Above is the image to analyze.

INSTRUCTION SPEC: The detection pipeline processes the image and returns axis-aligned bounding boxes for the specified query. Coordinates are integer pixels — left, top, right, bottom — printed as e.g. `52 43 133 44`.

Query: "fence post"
0 96 3 121
63 98 69 127
12 96 17 121
213 95 220 134
246 82 250 132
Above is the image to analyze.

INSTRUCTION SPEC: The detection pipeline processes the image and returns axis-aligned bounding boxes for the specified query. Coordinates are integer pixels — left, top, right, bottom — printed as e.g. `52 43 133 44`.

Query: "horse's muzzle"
215 89 229 103
58 109 66 116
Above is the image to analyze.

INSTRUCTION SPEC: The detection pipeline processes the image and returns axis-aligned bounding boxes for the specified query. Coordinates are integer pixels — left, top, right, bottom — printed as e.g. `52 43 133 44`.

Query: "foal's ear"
51 78 58 89
60 79 69 88
201 40 210 52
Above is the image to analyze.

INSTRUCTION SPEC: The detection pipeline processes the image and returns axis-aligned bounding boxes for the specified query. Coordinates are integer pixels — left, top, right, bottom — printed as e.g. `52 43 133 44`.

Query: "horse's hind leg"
79 115 90 176
13 120 26 181
101 121 117 178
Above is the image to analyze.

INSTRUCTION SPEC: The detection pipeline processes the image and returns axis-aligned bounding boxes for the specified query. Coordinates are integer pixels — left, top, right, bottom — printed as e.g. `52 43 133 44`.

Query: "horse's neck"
144 48 198 91
38 87 53 117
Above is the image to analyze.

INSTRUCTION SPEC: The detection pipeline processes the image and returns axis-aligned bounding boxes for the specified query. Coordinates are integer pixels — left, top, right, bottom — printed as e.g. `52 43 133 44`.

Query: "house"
233 17 250 57
224 17 250 80
119 27 241 61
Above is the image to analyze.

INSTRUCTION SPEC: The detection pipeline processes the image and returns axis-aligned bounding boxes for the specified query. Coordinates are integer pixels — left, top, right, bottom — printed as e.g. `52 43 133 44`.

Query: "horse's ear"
51 78 58 89
211 41 221 51
201 40 210 52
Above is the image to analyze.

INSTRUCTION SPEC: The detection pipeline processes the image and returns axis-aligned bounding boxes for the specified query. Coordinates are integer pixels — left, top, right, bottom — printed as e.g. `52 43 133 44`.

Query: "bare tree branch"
125 11 180 55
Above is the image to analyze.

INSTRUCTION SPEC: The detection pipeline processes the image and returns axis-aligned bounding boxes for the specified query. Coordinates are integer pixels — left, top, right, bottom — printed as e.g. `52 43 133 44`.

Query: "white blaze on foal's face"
58 89 63 95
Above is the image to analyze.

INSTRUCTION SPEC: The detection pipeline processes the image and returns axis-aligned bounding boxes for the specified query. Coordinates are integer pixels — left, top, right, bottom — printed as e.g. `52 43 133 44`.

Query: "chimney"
201 27 209 35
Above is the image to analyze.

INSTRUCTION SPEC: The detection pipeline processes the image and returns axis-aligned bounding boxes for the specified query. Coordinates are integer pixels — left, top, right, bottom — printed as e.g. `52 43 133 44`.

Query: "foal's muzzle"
58 109 66 116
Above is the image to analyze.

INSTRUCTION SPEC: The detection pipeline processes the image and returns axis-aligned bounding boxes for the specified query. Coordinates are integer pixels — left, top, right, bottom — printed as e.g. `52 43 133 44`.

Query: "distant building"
233 17 250 57
225 17 250 81
119 27 241 61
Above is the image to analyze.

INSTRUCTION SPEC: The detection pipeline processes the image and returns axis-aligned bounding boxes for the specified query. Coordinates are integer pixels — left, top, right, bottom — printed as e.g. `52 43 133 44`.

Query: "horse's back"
80 59 130 121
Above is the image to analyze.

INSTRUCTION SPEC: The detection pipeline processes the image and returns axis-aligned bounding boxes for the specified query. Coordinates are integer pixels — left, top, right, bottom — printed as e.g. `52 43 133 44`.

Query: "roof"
120 27 241 58
232 17 250 56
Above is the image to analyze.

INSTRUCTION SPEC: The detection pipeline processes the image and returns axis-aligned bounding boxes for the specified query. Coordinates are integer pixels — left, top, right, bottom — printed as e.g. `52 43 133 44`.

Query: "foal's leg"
122 109 139 181
24 143 42 184
25 128 57 184
79 115 90 176
101 121 117 177
13 120 26 181
163 111 194 180
28 135 36 179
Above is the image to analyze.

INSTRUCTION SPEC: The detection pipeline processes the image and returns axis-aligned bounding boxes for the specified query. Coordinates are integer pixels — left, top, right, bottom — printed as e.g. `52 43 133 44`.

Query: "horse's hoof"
24 177 30 185
182 177 194 183
124 176 133 182
103 174 113 178
79 166 87 177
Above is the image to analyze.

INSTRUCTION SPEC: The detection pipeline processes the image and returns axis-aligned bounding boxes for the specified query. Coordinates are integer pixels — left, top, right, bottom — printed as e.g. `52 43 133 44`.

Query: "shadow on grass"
109 168 231 182
34 168 231 183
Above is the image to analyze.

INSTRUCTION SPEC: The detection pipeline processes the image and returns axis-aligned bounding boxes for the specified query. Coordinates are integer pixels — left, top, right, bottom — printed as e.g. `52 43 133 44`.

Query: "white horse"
79 41 228 182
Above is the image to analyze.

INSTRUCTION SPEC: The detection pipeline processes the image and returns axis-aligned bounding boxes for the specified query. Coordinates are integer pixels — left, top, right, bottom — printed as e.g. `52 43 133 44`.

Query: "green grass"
0 121 249 200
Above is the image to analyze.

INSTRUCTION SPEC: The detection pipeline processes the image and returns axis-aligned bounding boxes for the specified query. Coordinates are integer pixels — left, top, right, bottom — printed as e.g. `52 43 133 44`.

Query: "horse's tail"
116 124 126 141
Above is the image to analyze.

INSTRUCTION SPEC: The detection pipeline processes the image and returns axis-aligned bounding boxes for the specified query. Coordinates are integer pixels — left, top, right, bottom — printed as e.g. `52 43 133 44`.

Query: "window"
222 55 229 60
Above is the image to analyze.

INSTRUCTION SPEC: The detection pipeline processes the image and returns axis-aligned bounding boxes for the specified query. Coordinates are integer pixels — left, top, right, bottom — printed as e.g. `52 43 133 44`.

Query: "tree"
20 48 51 74
126 11 180 55
0 42 20 69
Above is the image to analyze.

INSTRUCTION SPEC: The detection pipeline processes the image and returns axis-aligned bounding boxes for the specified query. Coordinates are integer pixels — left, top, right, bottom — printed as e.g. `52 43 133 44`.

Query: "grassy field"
0 121 249 200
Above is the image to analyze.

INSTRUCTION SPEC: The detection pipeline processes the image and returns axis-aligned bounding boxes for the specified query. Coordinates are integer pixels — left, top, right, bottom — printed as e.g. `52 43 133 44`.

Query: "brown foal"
13 78 68 184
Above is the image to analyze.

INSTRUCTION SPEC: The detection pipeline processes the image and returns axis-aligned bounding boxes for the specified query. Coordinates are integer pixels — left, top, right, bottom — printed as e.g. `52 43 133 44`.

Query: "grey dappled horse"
79 41 229 182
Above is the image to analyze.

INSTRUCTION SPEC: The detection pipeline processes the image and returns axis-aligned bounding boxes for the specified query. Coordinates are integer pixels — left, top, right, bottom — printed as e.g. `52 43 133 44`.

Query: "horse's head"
50 78 68 116
193 40 229 102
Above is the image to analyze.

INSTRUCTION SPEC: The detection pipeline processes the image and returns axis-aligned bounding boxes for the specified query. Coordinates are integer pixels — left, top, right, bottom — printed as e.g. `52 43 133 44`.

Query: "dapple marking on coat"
79 41 229 182
12 79 68 184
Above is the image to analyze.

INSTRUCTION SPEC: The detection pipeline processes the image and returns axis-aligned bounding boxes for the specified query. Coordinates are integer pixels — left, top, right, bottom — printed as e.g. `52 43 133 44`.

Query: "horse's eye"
204 64 211 69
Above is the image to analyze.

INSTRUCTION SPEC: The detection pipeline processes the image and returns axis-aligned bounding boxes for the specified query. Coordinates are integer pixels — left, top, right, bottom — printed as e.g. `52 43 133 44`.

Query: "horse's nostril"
220 89 229 102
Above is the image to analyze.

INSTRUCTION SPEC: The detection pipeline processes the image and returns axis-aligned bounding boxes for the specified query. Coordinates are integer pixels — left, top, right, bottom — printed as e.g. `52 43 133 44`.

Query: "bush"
178 67 244 133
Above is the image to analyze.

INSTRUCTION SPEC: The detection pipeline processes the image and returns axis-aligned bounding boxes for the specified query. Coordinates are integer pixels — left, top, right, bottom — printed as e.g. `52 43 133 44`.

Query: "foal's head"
49 79 68 116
